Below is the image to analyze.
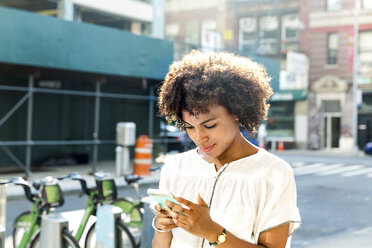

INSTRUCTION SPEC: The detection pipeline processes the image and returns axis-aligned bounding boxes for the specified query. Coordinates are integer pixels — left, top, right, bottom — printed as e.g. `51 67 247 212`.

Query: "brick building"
302 0 372 150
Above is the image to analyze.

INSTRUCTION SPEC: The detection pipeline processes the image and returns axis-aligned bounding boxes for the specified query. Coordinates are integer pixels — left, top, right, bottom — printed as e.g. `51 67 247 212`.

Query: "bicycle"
112 174 145 247
8 176 80 248
112 167 162 248
57 171 136 248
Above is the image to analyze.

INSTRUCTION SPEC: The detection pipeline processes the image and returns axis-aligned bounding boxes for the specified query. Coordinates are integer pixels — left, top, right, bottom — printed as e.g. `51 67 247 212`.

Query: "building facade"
225 0 307 149
164 0 308 149
303 0 372 151
164 0 223 59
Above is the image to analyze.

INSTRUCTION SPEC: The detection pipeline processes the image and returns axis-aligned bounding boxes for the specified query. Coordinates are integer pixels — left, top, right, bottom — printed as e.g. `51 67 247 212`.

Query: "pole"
92 82 101 172
149 84 154 139
352 0 360 153
25 75 34 177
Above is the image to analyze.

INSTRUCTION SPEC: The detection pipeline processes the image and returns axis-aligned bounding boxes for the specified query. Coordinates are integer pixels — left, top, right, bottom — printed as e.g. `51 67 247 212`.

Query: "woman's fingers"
155 216 178 230
165 200 190 216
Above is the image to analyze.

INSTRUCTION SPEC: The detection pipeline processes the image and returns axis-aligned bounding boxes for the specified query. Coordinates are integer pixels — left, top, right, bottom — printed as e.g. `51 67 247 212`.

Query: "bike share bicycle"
112 166 162 248
57 171 136 248
8 176 80 248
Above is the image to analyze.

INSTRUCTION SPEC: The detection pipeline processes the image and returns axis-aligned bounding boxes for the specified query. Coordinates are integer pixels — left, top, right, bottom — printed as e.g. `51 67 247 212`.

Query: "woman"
152 51 301 248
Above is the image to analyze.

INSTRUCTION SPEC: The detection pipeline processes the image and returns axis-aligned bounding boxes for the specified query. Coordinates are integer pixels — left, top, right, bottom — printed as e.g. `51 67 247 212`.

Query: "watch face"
218 234 226 243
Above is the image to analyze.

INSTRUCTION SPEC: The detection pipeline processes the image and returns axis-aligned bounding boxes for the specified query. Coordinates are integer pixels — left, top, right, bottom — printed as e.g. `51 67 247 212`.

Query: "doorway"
321 100 341 149
322 114 341 148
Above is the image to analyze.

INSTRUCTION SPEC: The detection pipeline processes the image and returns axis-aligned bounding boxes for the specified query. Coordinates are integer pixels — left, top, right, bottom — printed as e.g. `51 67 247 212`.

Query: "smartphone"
147 188 181 210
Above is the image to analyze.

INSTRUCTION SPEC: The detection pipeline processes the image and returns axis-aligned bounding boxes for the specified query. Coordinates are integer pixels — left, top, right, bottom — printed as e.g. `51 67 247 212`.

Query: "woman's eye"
205 124 216 129
185 126 194 130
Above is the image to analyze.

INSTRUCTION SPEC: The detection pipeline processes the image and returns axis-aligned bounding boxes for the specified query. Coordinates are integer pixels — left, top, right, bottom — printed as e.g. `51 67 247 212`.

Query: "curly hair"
157 50 273 131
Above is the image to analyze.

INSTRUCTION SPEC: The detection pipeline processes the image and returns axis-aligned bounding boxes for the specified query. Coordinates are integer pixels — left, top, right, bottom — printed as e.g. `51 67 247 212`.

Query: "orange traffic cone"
133 135 153 176
277 141 284 152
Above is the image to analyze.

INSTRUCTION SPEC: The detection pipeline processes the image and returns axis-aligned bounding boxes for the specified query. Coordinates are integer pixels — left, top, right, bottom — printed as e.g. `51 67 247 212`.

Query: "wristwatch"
209 228 227 246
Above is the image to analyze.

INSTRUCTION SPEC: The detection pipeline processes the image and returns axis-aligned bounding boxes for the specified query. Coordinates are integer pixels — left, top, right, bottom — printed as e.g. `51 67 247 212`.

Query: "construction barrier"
133 135 153 176
278 141 284 152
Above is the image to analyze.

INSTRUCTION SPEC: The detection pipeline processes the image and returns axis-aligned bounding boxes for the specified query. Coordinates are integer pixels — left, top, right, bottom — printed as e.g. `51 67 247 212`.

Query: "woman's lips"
200 144 215 153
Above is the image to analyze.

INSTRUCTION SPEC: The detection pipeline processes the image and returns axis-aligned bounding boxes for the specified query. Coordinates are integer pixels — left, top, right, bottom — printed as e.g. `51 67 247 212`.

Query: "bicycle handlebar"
58 172 89 195
5 177 36 202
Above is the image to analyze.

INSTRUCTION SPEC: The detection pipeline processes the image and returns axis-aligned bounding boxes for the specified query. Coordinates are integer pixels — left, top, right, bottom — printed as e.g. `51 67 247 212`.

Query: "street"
278 152 372 248
3 152 372 247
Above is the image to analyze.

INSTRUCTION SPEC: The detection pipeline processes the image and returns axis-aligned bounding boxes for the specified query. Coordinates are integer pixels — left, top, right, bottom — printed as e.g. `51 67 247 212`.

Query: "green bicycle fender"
113 200 143 228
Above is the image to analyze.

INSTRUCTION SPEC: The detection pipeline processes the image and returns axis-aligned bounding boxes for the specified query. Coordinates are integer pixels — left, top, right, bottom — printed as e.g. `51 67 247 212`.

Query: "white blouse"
159 148 301 248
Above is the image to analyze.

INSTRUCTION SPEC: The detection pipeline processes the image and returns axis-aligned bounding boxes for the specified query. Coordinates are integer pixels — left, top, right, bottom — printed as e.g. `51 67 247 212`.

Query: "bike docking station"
96 205 122 248
116 122 136 177
40 214 69 248
140 197 155 248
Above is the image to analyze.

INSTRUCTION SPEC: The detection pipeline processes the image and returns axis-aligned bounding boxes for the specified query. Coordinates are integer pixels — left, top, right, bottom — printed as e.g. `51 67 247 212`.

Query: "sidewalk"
272 148 370 158
301 225 372 248
0 161 161 200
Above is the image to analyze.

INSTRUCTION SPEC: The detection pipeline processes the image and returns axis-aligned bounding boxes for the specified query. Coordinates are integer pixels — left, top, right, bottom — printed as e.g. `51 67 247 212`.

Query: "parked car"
160 122 186 152
364 141 372 155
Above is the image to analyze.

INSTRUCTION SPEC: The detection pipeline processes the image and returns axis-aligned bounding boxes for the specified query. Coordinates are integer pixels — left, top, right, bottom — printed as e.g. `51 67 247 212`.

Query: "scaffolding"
0 75 157 177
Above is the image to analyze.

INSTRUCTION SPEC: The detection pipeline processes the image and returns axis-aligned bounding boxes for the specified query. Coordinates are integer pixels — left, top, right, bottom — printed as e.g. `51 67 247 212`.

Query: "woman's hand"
165 193 221 242
154 204 178 231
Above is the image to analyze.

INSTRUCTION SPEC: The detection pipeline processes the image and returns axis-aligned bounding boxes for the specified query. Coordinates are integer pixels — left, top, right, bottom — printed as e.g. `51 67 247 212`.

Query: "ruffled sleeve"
254 160 301 239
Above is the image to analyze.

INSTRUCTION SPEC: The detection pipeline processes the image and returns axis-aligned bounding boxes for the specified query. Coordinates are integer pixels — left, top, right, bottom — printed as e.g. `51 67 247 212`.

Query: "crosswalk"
292 162 372 178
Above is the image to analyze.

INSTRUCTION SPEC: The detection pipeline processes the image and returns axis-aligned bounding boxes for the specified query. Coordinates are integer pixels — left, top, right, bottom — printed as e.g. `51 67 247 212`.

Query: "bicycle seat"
125 175 142 184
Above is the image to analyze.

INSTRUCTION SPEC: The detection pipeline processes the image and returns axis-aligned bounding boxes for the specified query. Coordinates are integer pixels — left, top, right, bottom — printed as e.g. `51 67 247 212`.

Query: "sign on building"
280 52 309 90
201 30 221 53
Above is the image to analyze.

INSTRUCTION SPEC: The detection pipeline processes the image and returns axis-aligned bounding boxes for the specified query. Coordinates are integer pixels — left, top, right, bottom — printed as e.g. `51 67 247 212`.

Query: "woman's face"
182 105 241 160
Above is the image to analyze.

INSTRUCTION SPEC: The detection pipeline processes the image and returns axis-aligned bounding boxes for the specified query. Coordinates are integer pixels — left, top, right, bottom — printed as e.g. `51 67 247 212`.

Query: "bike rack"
40 213 69 248
0 184 6 248
140 197 155 248
96 205 122 248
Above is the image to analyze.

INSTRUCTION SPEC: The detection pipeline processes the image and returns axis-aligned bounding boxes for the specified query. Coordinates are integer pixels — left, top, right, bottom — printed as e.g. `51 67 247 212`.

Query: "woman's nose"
195 129 208 143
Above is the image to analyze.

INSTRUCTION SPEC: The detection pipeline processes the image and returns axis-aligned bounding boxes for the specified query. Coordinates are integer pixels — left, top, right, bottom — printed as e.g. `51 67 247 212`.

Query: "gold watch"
209 228 227 246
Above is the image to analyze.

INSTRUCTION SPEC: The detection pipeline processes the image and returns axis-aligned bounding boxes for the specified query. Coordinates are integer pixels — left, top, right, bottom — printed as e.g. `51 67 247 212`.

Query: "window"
359 31 372 76
322 100 341 113
201 19 216 32
327 0 343 11
327 33 338 65
165 23 180 42
281 14 300 52
238 17 257 54
267 102 294 138
185 20 200 46
201 19 220 52
361 0 372 9
258 15 279 54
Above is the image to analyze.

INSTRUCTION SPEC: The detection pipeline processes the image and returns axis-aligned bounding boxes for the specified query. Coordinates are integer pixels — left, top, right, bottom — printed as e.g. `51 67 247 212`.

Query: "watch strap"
209 228 226 246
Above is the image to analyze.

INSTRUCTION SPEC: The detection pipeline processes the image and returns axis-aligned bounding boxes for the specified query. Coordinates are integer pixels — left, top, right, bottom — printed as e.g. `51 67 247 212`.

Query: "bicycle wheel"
13 211 39 248
85 220 136 248
30 228 80 248
113 198 143 245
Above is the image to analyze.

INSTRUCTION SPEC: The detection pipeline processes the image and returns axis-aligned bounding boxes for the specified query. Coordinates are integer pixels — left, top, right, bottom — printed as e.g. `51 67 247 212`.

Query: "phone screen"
150 194 180 209
147 189 181 209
